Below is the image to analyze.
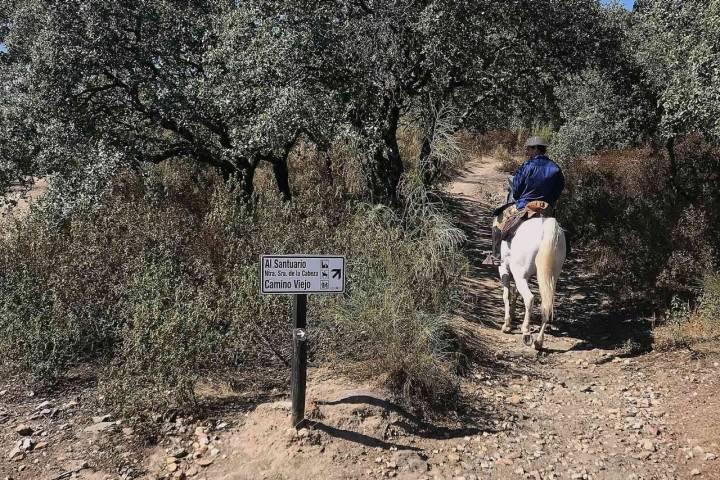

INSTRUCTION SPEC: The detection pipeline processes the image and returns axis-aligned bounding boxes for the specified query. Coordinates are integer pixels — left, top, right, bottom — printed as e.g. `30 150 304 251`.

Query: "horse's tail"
535 218 563 325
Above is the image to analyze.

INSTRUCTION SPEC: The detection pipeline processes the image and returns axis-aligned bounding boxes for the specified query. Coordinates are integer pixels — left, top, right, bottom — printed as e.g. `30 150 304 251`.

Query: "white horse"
498 216 566 350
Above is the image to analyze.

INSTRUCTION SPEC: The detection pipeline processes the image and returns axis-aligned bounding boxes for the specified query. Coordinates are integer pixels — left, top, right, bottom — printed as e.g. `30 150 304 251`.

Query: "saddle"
501 200 554 242
526 200 553 217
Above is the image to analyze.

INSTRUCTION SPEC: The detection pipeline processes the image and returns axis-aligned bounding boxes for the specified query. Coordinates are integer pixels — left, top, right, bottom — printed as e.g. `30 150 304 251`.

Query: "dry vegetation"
0 135 469 419
0 119 717 425
654 275 720 351
552 135 720 349
558 136 719 299
492 145 520 174
471 126 719 351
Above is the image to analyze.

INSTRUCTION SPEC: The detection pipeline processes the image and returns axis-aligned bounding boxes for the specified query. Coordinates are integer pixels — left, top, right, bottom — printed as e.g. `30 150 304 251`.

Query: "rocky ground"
1 156 718 479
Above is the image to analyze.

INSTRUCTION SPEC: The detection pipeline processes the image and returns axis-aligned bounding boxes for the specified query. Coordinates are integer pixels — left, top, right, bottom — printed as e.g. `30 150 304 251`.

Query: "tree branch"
134 145 191 165
72 83 118 109
101 68 247 174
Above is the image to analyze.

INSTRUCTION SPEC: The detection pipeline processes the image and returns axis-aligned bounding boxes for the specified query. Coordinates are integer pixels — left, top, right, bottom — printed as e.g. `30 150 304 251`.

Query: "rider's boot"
483 226 502 266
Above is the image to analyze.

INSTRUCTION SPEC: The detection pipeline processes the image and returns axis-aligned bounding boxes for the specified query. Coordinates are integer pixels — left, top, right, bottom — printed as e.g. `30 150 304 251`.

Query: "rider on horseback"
484 136 565 266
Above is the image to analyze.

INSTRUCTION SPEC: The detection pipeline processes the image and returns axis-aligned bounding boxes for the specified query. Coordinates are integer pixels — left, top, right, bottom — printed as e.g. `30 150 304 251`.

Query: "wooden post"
291 294 308 428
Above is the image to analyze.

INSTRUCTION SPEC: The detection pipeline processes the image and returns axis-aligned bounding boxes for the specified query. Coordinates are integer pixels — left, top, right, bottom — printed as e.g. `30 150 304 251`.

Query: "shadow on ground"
310 393 497 450
443 193 504 329
318 395 495 440
311 422 424 451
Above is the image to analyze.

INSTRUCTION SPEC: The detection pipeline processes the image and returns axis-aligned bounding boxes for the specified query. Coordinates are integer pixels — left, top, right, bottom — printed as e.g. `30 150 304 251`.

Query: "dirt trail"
1 155 718 480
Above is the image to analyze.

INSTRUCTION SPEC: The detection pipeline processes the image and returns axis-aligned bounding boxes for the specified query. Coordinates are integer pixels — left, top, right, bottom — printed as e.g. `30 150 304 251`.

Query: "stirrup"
482 253 500 266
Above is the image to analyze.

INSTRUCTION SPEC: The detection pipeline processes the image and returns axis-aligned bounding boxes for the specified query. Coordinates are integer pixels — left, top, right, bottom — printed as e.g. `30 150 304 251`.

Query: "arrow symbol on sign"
332 269 342 279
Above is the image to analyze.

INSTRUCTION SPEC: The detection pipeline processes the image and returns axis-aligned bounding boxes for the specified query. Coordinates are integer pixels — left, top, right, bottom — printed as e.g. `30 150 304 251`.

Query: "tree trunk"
262 133 300 202
369 105 403 203
271 156 292 202
319 149 333 187
418 134 435 187
218 163 236 182
666 136 678 196
666 136 689 202
240 163 256 200
217 160 257 202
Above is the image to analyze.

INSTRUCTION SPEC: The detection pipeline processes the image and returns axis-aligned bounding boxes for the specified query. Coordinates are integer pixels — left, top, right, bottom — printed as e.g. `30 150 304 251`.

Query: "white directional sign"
260 255 346 295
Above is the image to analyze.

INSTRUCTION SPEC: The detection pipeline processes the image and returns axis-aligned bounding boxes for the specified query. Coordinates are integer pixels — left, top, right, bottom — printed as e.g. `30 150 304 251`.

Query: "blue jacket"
511 155 565 209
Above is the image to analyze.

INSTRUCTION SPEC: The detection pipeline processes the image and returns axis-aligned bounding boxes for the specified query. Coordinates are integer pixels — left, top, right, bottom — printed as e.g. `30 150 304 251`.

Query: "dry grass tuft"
493 145 521 173
654 275 720 351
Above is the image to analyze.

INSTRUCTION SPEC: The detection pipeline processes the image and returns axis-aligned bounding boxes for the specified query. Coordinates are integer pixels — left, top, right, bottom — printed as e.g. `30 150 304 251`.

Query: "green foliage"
548 1 720 306
0 0 617 204
633 0 720 141
551 69 649 161
549 5 659 162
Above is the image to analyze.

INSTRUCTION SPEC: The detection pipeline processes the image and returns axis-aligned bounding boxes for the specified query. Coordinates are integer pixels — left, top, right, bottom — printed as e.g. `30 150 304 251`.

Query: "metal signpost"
260 255 346 428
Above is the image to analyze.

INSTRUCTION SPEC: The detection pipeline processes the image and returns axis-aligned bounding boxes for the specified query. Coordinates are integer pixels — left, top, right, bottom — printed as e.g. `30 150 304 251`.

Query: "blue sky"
603 0 634 8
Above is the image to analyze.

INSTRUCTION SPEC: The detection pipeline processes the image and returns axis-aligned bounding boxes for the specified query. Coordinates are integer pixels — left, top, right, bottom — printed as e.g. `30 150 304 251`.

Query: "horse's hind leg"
500 263 512 333
514 277 534 335
535 309 551 350
502 284 512 333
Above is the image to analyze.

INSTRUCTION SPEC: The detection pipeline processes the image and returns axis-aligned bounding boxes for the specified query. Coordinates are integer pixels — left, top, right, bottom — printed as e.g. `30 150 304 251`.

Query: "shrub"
323 185 467 407
0 151 466 414
551 69 644 162
557 137 720 300
654 275 720 350
494 145 520 174
476 130 519 155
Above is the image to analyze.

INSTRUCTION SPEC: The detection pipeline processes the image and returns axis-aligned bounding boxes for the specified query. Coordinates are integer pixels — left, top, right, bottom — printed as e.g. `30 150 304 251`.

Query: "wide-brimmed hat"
524 136 548 147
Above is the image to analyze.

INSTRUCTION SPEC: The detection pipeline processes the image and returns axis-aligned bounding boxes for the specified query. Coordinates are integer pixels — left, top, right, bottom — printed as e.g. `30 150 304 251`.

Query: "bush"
324 185 467 407
0 151 467 414
476 130 519 155
493 145 520 174
557 137 720 299
551 69 645 162
654 275 720 350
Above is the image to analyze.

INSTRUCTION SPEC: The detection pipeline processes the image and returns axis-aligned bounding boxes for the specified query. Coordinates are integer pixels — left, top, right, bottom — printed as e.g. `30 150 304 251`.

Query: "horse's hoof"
501 325 512 334
522 334 534 347
533 339 544 351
